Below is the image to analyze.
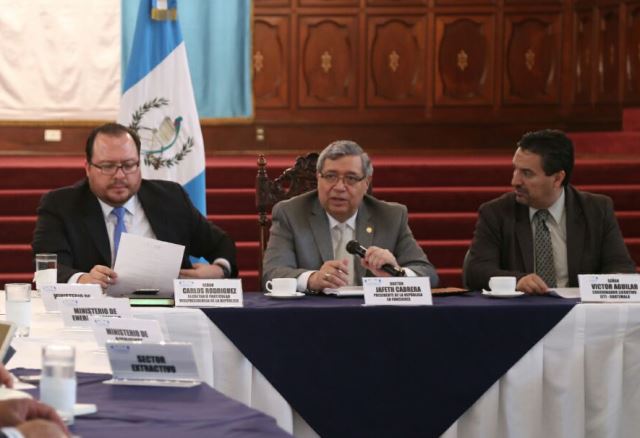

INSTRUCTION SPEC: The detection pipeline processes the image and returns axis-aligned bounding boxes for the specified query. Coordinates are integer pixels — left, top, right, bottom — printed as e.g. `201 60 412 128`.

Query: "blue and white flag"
118 0 206 215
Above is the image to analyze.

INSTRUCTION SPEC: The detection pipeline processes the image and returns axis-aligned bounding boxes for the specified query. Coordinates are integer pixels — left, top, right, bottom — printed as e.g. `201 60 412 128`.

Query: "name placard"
173 279 243 307
58 298 132 328
40 284 102 312
363 277 432 306
91 317 164 346
105 342 200 386
578 274 640 302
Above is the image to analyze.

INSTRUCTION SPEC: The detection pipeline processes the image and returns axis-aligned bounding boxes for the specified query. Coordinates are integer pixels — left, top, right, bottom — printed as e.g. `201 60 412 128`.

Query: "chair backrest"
256 153 319 285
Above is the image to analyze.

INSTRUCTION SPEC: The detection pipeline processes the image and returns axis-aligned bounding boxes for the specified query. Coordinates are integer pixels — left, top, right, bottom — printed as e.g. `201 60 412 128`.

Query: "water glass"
5 283 31 337
40 344 76 425
35 253 57 294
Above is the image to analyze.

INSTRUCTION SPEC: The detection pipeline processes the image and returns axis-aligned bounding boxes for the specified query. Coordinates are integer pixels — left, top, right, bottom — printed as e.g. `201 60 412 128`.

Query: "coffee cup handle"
265 281 273 292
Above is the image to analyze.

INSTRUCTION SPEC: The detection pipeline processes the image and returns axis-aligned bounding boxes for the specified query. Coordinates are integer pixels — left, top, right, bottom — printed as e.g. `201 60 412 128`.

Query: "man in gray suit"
465 129 636 294
263 140 438 292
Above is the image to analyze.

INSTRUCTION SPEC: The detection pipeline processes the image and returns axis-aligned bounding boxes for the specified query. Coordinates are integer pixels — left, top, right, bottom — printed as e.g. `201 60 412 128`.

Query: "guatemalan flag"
117 0 206 215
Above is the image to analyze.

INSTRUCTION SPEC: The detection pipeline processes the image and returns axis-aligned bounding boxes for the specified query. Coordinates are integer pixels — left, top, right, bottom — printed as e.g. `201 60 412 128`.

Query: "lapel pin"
366 226 373 234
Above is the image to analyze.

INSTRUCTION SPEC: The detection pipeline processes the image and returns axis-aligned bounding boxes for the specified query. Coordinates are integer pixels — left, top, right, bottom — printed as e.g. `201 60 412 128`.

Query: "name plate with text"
363 277 432 306
58 297 132 328
174 279 243 307
104 342 200 387
91 317 164 346
40 283 102 312
579 274 640 302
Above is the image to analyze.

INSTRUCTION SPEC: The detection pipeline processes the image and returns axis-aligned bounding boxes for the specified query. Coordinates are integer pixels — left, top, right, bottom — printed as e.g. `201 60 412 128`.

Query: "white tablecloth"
5 297 640 438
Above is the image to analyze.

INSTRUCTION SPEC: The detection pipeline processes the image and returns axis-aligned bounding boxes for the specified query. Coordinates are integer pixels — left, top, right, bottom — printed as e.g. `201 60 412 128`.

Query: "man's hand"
0 399 69 436
17 419 68 438
78 265 117 288
361 246 400 277
516 274 550 294
180 263 225 279
308 259 350 291
0 364 13 388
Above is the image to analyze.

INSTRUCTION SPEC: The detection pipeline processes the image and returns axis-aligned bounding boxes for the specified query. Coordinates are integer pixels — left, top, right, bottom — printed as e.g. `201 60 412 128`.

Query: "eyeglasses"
90 161 140 175
319 172 367 186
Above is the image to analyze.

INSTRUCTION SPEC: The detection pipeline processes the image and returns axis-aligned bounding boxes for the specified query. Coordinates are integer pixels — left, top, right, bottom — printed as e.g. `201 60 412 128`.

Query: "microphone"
346 240 405 277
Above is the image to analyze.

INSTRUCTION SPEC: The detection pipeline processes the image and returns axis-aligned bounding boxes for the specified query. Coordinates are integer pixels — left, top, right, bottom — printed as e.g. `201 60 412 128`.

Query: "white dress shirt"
68 195 231 282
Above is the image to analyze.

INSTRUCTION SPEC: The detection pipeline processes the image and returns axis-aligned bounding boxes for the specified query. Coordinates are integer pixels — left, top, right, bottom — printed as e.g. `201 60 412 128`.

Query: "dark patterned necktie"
533 209 556 287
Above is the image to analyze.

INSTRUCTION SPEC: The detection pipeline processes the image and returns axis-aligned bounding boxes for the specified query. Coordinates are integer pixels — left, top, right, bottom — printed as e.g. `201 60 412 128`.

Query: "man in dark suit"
263 140 438 292
32 123 236 287
465 129 636 294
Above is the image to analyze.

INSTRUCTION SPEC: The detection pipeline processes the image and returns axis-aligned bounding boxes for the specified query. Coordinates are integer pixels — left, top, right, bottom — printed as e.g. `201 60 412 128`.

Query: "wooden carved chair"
256 153 319 285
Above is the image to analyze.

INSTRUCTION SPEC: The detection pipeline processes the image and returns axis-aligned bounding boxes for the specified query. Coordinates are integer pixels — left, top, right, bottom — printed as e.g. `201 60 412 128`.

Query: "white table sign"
91 317 164 346
174 279 243 308
579 274 640 302
40 284 102 312
58 298 132 328
363 277 432 306
104 342 200 387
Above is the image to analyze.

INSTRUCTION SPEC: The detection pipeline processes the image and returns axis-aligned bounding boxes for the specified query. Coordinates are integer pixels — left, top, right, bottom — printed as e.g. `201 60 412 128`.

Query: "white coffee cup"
488 276 517 292
266 278 297 296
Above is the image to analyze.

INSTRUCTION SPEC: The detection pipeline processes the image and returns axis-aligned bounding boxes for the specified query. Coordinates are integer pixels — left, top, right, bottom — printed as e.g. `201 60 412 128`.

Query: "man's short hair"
517 129 574 186
85 123 141 162
317 140 373 177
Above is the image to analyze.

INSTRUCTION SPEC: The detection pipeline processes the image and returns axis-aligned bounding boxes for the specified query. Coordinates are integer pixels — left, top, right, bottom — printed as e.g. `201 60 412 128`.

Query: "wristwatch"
213 262 230 278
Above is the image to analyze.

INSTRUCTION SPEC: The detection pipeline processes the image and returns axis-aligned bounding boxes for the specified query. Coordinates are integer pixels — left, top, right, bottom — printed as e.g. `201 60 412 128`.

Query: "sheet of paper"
109 233 185 295
549 287 581 299
323 286 364 297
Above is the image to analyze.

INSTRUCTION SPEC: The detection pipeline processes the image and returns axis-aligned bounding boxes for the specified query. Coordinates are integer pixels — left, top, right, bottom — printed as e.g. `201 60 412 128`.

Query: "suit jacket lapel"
565 186 585 283
354 203 373 282
80 183 111 265
515 202 534 273
137 181 168 240
310 199 333 263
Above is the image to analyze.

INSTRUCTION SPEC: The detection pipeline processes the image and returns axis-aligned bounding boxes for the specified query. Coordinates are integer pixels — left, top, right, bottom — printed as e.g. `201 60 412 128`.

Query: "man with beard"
32 123 237 286
464 129 636 294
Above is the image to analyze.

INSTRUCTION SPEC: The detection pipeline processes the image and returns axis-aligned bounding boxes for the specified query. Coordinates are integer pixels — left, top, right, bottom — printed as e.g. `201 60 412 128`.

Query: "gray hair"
316 140 373 177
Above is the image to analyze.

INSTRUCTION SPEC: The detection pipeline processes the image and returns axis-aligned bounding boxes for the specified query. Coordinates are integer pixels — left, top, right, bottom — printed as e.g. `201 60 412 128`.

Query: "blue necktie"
112 207 127 261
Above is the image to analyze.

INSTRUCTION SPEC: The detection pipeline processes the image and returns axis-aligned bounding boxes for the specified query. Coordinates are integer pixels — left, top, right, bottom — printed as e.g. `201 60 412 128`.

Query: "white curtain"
0 0 120 120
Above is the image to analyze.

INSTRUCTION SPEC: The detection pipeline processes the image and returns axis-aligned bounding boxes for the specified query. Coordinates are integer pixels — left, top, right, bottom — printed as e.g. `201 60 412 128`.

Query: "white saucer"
482 290 525 298
264 292 305 299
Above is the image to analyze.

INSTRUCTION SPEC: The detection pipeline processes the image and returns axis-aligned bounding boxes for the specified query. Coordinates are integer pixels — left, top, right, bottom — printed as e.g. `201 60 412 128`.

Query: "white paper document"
549 287 581 299
109 233 185 296
323 286 364 297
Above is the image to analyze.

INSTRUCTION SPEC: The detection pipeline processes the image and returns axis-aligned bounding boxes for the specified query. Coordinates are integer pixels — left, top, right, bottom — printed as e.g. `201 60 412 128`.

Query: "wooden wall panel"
367 16 426 107
3 0 632 155
254 17 290 108
300 0 358 6
368 0 427 5
625 3 640 102
574 10 595 104
503 14 562 104
435 15 494 106
254 0 290 6
298 16 358 107
597 7 620 102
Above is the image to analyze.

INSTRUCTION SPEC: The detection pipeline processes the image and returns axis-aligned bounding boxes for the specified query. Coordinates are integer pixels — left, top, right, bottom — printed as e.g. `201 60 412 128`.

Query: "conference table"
5 292 640 437
2 297 291 438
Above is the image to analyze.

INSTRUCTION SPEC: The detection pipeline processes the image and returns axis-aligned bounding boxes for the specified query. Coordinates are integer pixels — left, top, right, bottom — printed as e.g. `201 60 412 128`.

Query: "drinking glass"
5 283 31 337
40 344 76 425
